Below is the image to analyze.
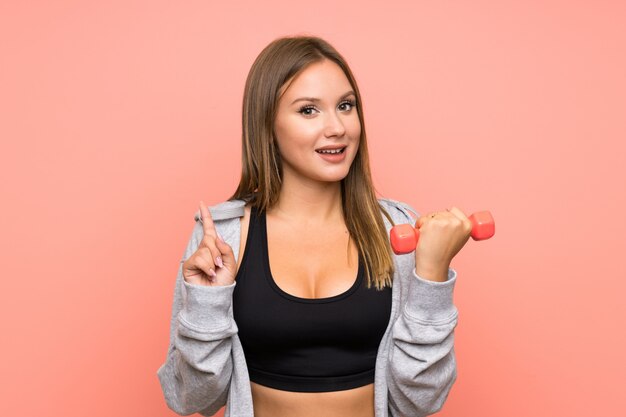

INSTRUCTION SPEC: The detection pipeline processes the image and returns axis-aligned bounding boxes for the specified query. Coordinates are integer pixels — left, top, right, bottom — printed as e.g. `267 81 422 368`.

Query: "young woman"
157 35 472 417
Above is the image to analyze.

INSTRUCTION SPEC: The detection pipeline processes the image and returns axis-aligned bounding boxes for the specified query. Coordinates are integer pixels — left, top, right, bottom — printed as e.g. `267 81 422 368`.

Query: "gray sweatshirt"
157 198 458 417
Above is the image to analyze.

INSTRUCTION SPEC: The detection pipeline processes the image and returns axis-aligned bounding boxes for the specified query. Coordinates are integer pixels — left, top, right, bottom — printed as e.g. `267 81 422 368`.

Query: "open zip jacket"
157 198 458 417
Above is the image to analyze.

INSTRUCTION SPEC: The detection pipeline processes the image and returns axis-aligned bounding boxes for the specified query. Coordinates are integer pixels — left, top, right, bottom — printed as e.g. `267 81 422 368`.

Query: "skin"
182 58 473 416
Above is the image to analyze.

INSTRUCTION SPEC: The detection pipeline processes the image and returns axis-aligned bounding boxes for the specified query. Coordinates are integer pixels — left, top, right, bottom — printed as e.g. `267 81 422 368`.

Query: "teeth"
317 148 344 154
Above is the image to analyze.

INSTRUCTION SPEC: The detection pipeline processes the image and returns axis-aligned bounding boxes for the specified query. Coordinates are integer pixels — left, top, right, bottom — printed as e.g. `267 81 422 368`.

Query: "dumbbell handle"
390 210 495 255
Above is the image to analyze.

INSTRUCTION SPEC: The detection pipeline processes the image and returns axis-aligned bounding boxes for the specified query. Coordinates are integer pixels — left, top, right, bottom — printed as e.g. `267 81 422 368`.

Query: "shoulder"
179 199 247 262
192 199 246 223
188 199 246 246
377 197 420 228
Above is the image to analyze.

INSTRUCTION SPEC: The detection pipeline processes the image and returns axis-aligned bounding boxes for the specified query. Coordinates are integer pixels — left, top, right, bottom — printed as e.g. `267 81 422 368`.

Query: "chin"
316 169 351 183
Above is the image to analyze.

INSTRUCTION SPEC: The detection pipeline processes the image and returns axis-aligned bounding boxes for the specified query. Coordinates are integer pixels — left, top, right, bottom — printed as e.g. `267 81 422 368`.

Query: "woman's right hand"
182 201 237 287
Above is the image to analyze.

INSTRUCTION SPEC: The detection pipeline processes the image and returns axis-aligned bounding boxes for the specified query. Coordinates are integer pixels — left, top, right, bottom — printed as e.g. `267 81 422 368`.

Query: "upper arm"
379 198 420 228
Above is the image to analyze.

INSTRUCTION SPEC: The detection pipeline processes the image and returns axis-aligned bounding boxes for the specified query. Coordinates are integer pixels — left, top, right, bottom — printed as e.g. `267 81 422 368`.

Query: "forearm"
387 268 458 416
415 262 451 283
157 269 237 415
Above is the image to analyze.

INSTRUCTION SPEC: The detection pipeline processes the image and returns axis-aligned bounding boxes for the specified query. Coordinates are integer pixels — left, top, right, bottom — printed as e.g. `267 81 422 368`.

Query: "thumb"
415 214 427 229
415 209 447 229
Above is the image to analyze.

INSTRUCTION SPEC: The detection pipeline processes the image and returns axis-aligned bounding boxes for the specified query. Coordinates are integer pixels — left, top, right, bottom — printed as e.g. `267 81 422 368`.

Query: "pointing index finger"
199 200 216 237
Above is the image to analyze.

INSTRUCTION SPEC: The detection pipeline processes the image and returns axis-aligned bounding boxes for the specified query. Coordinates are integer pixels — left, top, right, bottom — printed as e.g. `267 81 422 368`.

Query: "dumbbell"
390 210 495 255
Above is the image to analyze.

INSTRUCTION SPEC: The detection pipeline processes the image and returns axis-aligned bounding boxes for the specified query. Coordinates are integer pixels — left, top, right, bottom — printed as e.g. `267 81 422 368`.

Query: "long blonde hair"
230 35 394 289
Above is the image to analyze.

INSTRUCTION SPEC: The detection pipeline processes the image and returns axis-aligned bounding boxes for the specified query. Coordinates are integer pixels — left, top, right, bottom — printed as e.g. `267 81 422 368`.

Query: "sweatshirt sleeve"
383 199 459 417
156 219 237 416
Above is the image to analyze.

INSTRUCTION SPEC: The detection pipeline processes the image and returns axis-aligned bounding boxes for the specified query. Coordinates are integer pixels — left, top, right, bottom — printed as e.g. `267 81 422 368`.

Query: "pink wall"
1 1 624 416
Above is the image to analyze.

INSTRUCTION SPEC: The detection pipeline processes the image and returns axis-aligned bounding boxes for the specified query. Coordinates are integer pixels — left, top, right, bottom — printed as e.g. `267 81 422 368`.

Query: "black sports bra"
232 206 392 392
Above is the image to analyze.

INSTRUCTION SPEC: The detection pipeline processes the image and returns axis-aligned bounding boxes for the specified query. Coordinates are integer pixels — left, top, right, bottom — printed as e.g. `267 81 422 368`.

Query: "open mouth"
315 147 346 155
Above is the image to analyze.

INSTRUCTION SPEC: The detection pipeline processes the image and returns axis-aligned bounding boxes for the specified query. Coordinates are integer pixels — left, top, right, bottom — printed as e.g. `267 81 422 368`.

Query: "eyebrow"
290 91 356 105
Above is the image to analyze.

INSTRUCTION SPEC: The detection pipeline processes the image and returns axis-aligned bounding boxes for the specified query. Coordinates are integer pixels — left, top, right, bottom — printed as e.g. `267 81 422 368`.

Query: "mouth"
315 146 347 155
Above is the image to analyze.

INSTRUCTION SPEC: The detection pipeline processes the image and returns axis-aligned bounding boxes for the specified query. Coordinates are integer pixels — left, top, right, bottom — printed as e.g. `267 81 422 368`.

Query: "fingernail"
208 268 217 278
216 256 223 268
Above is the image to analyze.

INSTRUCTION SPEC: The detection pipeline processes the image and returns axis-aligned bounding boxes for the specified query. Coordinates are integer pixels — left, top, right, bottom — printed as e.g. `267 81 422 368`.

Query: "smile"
315 147 346 154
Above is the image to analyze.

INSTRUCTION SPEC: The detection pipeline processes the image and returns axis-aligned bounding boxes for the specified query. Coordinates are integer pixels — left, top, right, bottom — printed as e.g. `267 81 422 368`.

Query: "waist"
250 381 375 417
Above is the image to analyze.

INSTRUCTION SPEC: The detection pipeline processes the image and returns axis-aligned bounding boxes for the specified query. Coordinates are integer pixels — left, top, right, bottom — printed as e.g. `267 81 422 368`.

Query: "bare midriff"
250 381 375 417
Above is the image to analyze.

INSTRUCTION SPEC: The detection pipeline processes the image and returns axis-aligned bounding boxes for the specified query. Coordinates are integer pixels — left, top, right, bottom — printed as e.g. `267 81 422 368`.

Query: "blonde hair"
230 35 394 289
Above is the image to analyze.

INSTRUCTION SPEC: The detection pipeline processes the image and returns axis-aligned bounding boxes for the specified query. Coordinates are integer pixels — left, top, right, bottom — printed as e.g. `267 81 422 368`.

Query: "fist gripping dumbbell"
390 211 495 255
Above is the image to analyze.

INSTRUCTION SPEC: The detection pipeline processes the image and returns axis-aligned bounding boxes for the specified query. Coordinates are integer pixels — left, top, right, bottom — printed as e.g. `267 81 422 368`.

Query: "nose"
324 110 346 138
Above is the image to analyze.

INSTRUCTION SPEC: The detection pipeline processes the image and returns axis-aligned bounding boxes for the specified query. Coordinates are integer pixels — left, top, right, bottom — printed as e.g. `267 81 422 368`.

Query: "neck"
269 175 344 225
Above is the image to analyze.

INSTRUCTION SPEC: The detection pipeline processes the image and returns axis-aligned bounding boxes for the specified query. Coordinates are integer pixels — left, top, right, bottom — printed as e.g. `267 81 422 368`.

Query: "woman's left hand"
413 206 473 282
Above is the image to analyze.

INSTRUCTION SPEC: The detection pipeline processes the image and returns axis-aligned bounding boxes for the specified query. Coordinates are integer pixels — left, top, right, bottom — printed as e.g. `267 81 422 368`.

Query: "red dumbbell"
390 211 495 255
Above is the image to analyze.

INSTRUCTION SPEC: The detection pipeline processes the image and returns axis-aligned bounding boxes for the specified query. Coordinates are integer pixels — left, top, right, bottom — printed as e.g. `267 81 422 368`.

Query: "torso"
250 382 374 417
236 204 375 417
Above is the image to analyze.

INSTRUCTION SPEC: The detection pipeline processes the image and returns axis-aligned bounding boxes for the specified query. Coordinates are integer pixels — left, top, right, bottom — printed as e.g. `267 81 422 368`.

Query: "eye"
297 105 317 116
339 99 356 112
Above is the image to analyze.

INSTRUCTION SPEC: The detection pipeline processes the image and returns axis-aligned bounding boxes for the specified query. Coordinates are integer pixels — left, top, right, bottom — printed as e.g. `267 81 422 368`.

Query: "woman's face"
273 59 361 186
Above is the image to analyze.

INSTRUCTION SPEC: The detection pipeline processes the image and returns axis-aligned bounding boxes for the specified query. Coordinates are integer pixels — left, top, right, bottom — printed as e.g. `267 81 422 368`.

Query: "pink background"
1 1 625 416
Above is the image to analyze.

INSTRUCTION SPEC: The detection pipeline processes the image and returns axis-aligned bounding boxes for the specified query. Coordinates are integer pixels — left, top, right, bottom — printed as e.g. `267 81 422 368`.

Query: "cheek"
278 119 318 147
274 129 312 162
289 117 320 139
347 115 361 135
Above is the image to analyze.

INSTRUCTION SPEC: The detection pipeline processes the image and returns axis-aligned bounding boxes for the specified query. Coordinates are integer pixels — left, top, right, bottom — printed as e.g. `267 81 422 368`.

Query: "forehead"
279 59 352 101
